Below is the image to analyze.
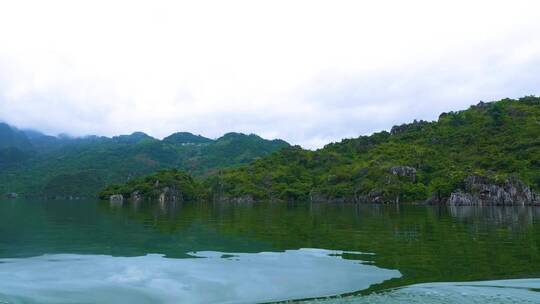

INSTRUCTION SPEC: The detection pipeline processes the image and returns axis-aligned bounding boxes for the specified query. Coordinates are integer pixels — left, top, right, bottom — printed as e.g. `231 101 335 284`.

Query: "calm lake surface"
1 199 539 303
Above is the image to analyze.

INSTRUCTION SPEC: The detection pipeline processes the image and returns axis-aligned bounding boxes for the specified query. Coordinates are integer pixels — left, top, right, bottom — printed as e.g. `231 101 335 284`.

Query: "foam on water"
0 248 400 304
303 279 540 304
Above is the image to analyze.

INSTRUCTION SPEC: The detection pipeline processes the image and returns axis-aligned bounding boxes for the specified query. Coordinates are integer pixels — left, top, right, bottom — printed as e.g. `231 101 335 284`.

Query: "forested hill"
207 96 540 203
0 126 288 197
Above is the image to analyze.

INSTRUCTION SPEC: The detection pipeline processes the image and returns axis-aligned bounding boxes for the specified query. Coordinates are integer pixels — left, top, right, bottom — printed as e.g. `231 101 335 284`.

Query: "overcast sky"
0 0 539 148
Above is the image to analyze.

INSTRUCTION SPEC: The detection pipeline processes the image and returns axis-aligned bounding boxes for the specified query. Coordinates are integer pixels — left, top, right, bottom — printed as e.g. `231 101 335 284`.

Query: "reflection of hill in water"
1 199 540 295
99 201 540 293
0 199 275 259
449 205 540 227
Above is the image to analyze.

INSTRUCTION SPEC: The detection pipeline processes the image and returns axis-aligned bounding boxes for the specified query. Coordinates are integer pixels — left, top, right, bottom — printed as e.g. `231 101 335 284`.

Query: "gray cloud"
0 1 539 149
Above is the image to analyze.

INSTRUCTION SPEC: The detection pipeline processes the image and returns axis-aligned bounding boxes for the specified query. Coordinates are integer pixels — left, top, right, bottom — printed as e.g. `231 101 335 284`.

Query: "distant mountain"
20 129 105 154
0 123 33 167
113 132 156 144
0 123 32 150
163 132 213 145
0 127 289 197
180 133 290 174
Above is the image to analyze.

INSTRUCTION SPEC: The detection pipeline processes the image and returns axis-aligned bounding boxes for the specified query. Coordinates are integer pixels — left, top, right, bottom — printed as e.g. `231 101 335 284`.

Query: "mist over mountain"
0 124 289 197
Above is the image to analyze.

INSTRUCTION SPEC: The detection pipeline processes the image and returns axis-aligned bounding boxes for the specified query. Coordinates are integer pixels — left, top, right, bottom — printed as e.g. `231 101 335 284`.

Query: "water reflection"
97 201 540 288
449 205 540 226
0 249 401 304
1 199 540 294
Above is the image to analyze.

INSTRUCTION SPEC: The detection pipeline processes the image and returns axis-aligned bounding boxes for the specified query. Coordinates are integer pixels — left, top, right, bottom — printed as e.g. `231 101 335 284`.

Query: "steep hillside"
0 123 33 167
0 123 32 150
206 96 540 204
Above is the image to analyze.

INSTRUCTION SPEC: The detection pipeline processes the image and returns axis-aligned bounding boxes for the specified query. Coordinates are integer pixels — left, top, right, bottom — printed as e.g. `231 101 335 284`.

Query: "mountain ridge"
0 126 290 197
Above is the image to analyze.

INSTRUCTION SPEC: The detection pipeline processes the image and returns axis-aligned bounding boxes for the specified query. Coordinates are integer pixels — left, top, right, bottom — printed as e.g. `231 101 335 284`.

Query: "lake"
0 199 539 303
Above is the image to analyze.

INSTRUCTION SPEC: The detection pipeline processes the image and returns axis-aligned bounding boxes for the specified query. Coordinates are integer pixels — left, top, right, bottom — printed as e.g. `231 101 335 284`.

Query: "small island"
99 169 204 203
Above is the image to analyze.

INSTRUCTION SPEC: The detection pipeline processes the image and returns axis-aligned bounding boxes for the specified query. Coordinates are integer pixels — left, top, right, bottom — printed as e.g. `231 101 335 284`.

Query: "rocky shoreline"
211 173 540 206
10 172 539 207
448 175 540 206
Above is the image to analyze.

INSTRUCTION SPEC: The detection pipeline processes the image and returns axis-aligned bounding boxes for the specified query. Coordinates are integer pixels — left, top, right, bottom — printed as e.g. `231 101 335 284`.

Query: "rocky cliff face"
109 194 124 203
449 175 540 206
109 186 184 204
389 166 417 182
5 192 18 199
158 186 183 203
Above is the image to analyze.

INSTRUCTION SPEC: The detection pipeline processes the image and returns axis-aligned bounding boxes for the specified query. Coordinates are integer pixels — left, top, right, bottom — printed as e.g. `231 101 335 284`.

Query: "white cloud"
0 0 539 148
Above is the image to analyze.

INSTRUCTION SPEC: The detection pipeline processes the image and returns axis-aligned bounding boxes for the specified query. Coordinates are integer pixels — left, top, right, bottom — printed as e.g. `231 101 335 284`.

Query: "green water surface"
0 199 539 302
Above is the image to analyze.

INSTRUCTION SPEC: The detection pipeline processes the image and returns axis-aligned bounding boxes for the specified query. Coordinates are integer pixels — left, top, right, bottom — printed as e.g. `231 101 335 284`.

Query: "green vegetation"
206 96 540 203
0 123 31 150
98 169 204 202
0 127 288 197
4 96 540 201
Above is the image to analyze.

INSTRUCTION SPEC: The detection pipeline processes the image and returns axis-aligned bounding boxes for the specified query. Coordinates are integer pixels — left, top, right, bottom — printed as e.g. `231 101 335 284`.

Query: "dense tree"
99 169 204 202
207 96 540 203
